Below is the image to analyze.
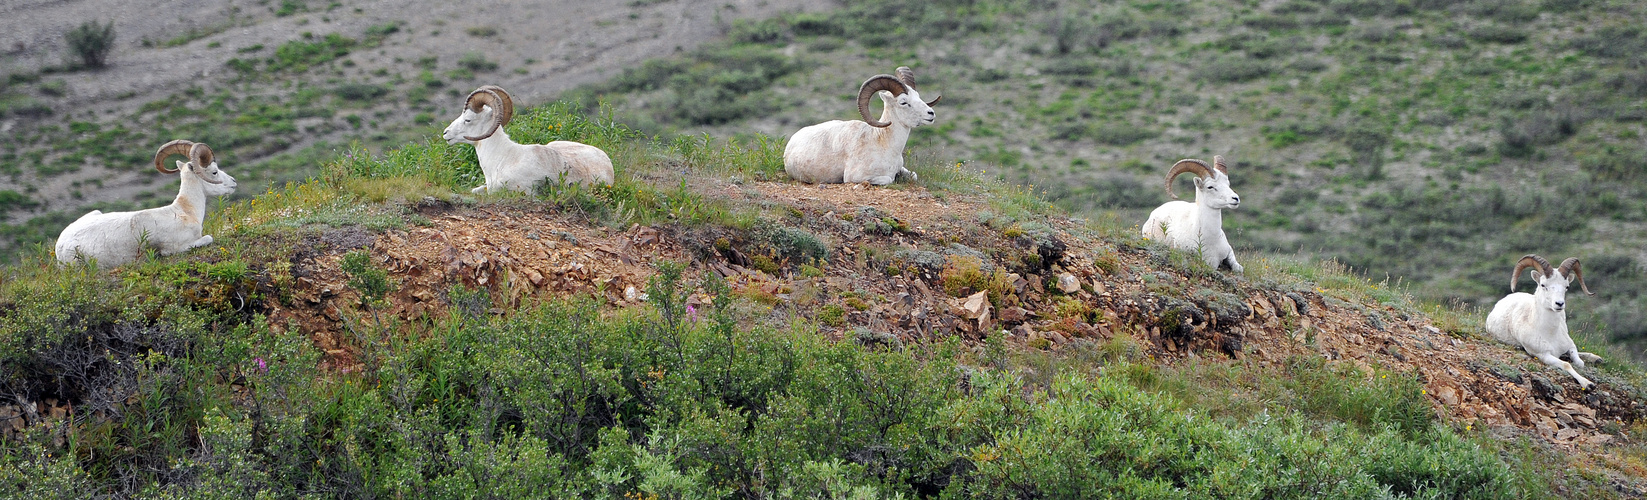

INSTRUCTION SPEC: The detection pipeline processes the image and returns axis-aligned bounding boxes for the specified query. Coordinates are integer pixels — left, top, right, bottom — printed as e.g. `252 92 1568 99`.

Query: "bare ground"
263 179 1644 457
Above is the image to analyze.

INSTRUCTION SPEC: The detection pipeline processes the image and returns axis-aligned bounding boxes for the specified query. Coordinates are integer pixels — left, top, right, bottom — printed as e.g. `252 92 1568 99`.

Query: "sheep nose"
1554 300 1565 309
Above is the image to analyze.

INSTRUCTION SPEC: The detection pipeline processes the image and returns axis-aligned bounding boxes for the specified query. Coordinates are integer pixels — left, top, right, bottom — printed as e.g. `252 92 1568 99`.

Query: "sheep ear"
176 160 190 172
1530 269 1544 284
1192 177 1205 189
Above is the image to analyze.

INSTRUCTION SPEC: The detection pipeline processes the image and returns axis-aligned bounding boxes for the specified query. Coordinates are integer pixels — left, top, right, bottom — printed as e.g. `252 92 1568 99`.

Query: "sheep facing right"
1140 156 1243 272
442 85 614 193
1485 254 1602 388
55 140 237 268
784 66 941 185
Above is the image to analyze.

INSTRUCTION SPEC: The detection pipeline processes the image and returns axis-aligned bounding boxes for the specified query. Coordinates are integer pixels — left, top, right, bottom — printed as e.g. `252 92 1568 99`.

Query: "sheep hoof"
1579 352 1603 364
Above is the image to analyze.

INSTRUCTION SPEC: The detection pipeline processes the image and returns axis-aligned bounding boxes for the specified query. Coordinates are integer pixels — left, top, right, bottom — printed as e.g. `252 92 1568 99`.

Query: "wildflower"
254 357 267 373
687 304 699 323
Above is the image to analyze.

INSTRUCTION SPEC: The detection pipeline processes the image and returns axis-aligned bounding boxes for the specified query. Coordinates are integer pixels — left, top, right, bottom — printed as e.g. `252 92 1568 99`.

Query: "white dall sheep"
1141 156 1243 272
1485 254 1602 388
442 85 614 193
784 66 941 185
55 140 238 268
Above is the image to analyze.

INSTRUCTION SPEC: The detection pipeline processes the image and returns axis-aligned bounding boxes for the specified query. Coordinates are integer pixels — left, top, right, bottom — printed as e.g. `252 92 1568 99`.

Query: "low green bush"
64 20 115 69
0 248 1544 497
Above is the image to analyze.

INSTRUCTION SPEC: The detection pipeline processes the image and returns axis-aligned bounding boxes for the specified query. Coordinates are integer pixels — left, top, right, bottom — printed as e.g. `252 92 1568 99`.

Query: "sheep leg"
898 167 919 182
471 185 488 194
1578 352 1603 364
189 235 214 249
1222 255 1244 273
864 175 896 186
1534 352 1595 389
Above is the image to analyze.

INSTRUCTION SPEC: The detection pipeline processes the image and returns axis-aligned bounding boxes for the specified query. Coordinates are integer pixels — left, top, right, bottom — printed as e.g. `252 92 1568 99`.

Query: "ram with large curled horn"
1141 155 1244 272
785 65 941 185
442 85 614 193
1486 254 1603 388
55 140 239 268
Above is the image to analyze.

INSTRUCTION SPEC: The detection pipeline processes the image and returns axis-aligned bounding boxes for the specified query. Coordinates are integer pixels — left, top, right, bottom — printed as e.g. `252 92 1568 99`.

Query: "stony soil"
264 179 1645 452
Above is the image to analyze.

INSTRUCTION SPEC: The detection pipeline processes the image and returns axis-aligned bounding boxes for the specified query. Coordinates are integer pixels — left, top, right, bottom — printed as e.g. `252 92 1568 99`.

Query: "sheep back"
1141 201 1197 244
545 141 614 187
56 211 141 266
55 205 211 267
784 120 902 184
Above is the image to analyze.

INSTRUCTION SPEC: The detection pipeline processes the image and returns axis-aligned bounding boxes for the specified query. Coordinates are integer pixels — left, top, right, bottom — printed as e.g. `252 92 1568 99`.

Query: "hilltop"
2 103 1647 496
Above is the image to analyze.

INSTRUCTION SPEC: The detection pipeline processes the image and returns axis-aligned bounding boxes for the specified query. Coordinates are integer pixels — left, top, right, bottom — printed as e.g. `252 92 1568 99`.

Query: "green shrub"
457 52 498 72
1091 122 1160 146
333 83 389 101
0 190 39 214
269 33 356 72
341 250 392 306
1468 24 1529 44
64 20 116 69
274 0 306 16
1202 58 1273 82
818 304 846 326
765 226 829 266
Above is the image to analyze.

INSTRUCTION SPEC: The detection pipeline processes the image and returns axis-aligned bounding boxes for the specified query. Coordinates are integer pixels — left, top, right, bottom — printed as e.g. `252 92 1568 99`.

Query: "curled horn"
856 74 908 128
1164 159 1214 199
1213 155 1229 174
1557 257 1594 296
153 140 195 174
189 143 223 185
462 86 514 141
477 85 514 127
895 66 942 106
1510 254 1553 292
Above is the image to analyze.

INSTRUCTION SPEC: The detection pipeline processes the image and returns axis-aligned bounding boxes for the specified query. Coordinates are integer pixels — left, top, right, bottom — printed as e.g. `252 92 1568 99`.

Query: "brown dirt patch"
272 182 1641 449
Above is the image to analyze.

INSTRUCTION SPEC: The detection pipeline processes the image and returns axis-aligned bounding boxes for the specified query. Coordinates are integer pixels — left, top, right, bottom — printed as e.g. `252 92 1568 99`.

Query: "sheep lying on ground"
784 66 941 185
56 140 237 268
1141 156 1243 272
1485 254 1601 388
442 85 614 193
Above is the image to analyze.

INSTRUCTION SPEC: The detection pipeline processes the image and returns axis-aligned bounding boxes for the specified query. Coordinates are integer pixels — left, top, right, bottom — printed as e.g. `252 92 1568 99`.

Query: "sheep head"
1164 155 1240 209
154 140 237 195
1512 254 1593 313
444 85 515 143
857 66 939 128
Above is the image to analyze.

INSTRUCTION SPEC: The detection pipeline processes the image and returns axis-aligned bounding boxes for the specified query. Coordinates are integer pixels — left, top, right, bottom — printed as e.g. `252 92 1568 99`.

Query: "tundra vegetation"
559 0 1647 361
8 1 1647 360
1 103 1642 497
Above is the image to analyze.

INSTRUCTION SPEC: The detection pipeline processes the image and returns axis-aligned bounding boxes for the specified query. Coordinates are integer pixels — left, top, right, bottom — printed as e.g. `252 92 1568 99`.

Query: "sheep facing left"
442 85 614 193
55 140 238 268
